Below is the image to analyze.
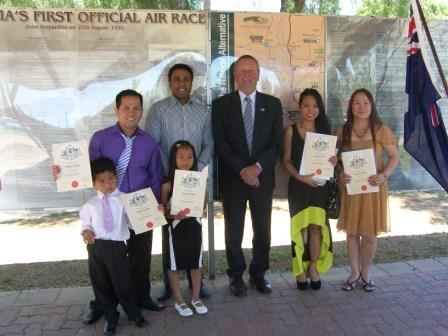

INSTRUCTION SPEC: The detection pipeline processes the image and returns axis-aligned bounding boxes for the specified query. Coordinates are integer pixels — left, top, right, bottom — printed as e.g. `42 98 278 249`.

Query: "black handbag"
327 177 340 219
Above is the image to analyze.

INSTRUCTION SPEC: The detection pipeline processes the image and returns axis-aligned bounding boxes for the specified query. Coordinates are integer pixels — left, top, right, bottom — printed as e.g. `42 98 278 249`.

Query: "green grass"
1 232 447 291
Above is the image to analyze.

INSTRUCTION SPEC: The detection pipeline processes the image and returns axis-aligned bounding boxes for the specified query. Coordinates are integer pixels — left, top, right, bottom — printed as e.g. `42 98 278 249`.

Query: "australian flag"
404 3 448 192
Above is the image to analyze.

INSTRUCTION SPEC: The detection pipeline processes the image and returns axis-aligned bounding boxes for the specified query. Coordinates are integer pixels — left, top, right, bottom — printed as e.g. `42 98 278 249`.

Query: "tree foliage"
357 0 448 19
280 0 340 14
0 0 203 9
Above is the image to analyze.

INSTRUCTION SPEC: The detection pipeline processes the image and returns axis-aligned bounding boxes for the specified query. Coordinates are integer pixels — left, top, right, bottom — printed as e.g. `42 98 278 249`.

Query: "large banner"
0 8 207 209
1 9 447 209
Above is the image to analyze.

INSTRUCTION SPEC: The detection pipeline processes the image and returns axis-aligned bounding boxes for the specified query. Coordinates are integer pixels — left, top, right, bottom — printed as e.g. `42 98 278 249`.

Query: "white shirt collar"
97 189 120 200
238 90 256 103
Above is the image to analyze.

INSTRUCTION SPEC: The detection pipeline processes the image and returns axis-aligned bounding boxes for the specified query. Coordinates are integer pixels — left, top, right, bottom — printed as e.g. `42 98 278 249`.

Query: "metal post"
207 160 216 279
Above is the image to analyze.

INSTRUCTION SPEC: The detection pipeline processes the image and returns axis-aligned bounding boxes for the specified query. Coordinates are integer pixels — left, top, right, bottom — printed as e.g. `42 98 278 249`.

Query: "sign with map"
210 12 325 123
210 12 325 197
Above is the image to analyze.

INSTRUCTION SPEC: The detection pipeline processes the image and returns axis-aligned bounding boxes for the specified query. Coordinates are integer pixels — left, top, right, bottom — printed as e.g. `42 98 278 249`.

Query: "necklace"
353 127 369 138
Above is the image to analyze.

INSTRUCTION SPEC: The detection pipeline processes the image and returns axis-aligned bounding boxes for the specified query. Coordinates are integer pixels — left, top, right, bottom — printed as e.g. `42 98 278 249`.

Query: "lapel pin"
260 108 265 111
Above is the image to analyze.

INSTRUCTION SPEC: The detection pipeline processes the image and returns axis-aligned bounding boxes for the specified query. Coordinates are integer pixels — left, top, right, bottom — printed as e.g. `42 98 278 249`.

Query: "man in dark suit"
212 55 283 297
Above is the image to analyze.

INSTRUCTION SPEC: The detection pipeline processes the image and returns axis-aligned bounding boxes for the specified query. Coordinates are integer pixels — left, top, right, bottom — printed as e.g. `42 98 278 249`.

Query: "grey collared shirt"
145 95 213 175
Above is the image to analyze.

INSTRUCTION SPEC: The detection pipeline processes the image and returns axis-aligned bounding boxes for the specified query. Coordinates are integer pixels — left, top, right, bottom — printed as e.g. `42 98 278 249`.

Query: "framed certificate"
170 168 207 218
299 132 337 180
120 188 167 234
341 149 379 195
52 140 92 192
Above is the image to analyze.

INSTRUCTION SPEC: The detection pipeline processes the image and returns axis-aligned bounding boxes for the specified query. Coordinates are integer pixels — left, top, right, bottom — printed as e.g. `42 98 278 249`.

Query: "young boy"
80 157 148 335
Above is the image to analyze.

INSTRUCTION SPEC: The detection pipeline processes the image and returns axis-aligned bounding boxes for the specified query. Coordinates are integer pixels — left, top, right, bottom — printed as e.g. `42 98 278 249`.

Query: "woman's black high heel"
310 277 321 290
296 279 309 290
309 271 321 290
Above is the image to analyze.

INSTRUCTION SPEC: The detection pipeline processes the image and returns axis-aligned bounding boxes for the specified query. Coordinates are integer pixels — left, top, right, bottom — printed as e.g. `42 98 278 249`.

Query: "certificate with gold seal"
170 168 207 218
341 149 379 195
120 188 167 234
52 140 92 192
299 132 337 180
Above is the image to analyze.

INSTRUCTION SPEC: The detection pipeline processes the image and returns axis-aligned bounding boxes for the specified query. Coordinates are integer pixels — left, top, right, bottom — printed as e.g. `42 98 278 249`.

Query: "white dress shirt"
80 189 131 241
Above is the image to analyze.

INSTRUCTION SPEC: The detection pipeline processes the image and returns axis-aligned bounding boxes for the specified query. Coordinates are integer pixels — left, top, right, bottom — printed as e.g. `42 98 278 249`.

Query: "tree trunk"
280 0 287 12
280 0 306 12
294 0 305 12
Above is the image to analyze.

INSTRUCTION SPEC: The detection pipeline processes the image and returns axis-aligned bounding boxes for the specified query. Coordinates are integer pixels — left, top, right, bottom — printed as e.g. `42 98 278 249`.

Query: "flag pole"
414 0 448 97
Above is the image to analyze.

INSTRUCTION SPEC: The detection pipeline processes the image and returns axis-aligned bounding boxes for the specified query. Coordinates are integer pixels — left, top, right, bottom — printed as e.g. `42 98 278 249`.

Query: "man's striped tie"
116 133 135 189
243 96 254 154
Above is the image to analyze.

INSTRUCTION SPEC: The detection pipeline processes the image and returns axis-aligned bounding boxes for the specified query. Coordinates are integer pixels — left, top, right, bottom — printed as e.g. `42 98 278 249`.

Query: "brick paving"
1 258 448 336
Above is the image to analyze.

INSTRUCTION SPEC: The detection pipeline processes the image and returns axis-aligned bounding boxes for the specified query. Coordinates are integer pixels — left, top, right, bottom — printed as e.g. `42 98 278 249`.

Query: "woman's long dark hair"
342 88 382 149
166 140 198 198
298 88 331 135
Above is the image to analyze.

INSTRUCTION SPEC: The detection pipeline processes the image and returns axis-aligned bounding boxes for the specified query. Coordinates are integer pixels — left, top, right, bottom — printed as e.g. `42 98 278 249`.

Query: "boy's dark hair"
91 157 116 180
115 89 143 109
168 63 194 82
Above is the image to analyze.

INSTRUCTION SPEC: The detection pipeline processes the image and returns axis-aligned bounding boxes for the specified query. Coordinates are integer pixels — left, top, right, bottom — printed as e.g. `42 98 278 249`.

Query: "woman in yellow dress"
337 88 399 292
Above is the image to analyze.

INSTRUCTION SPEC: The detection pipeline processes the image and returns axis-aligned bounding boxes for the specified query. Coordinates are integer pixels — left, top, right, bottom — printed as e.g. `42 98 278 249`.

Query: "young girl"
282 89 336 290
162 140 208 317
337 88 399 292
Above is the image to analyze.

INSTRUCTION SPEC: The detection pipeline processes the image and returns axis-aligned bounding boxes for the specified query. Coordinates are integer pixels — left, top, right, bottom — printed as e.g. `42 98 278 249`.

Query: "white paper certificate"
120 188 167 234
52 140 92 192
299 132 337 180
170 168 207 218
341 149 379 195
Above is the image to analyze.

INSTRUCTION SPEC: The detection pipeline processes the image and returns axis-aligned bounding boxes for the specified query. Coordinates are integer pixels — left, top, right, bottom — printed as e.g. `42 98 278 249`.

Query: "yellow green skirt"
291 206 333 277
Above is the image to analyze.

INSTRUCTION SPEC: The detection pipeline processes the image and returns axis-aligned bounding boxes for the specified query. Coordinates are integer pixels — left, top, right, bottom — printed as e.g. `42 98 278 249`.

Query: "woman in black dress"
282 89 335 290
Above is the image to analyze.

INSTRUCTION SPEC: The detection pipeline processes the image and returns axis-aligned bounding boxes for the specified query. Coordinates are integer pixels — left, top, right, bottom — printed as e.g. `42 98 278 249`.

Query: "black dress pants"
127 229 153 304
221 184 273 280
87 240 141 321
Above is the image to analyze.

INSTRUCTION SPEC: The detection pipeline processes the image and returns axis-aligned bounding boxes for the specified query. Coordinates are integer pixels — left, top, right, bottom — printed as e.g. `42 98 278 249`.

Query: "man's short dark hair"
91 157 116 181
168 64 194 82
115 89 143 109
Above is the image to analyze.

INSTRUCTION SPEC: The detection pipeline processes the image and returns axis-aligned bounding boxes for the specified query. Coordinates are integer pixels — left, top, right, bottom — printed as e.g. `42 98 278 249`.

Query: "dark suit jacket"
212 90 283 192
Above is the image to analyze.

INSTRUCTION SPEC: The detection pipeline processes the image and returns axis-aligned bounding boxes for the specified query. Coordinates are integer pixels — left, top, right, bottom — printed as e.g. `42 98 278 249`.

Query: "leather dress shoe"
229 277 247 297
103 320 118 336
157 286 172 301
82 306 103 325
250 277 272 294
199 283 211 299
139 298 165 311
130 315 149 328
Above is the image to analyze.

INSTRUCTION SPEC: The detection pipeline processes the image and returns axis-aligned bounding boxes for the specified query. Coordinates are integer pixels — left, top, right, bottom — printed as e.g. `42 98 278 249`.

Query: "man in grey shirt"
145 63 213 301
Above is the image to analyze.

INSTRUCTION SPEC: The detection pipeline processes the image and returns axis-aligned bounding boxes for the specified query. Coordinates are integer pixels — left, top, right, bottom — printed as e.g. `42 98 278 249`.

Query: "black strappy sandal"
342 275 360 291
361 277 375 292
